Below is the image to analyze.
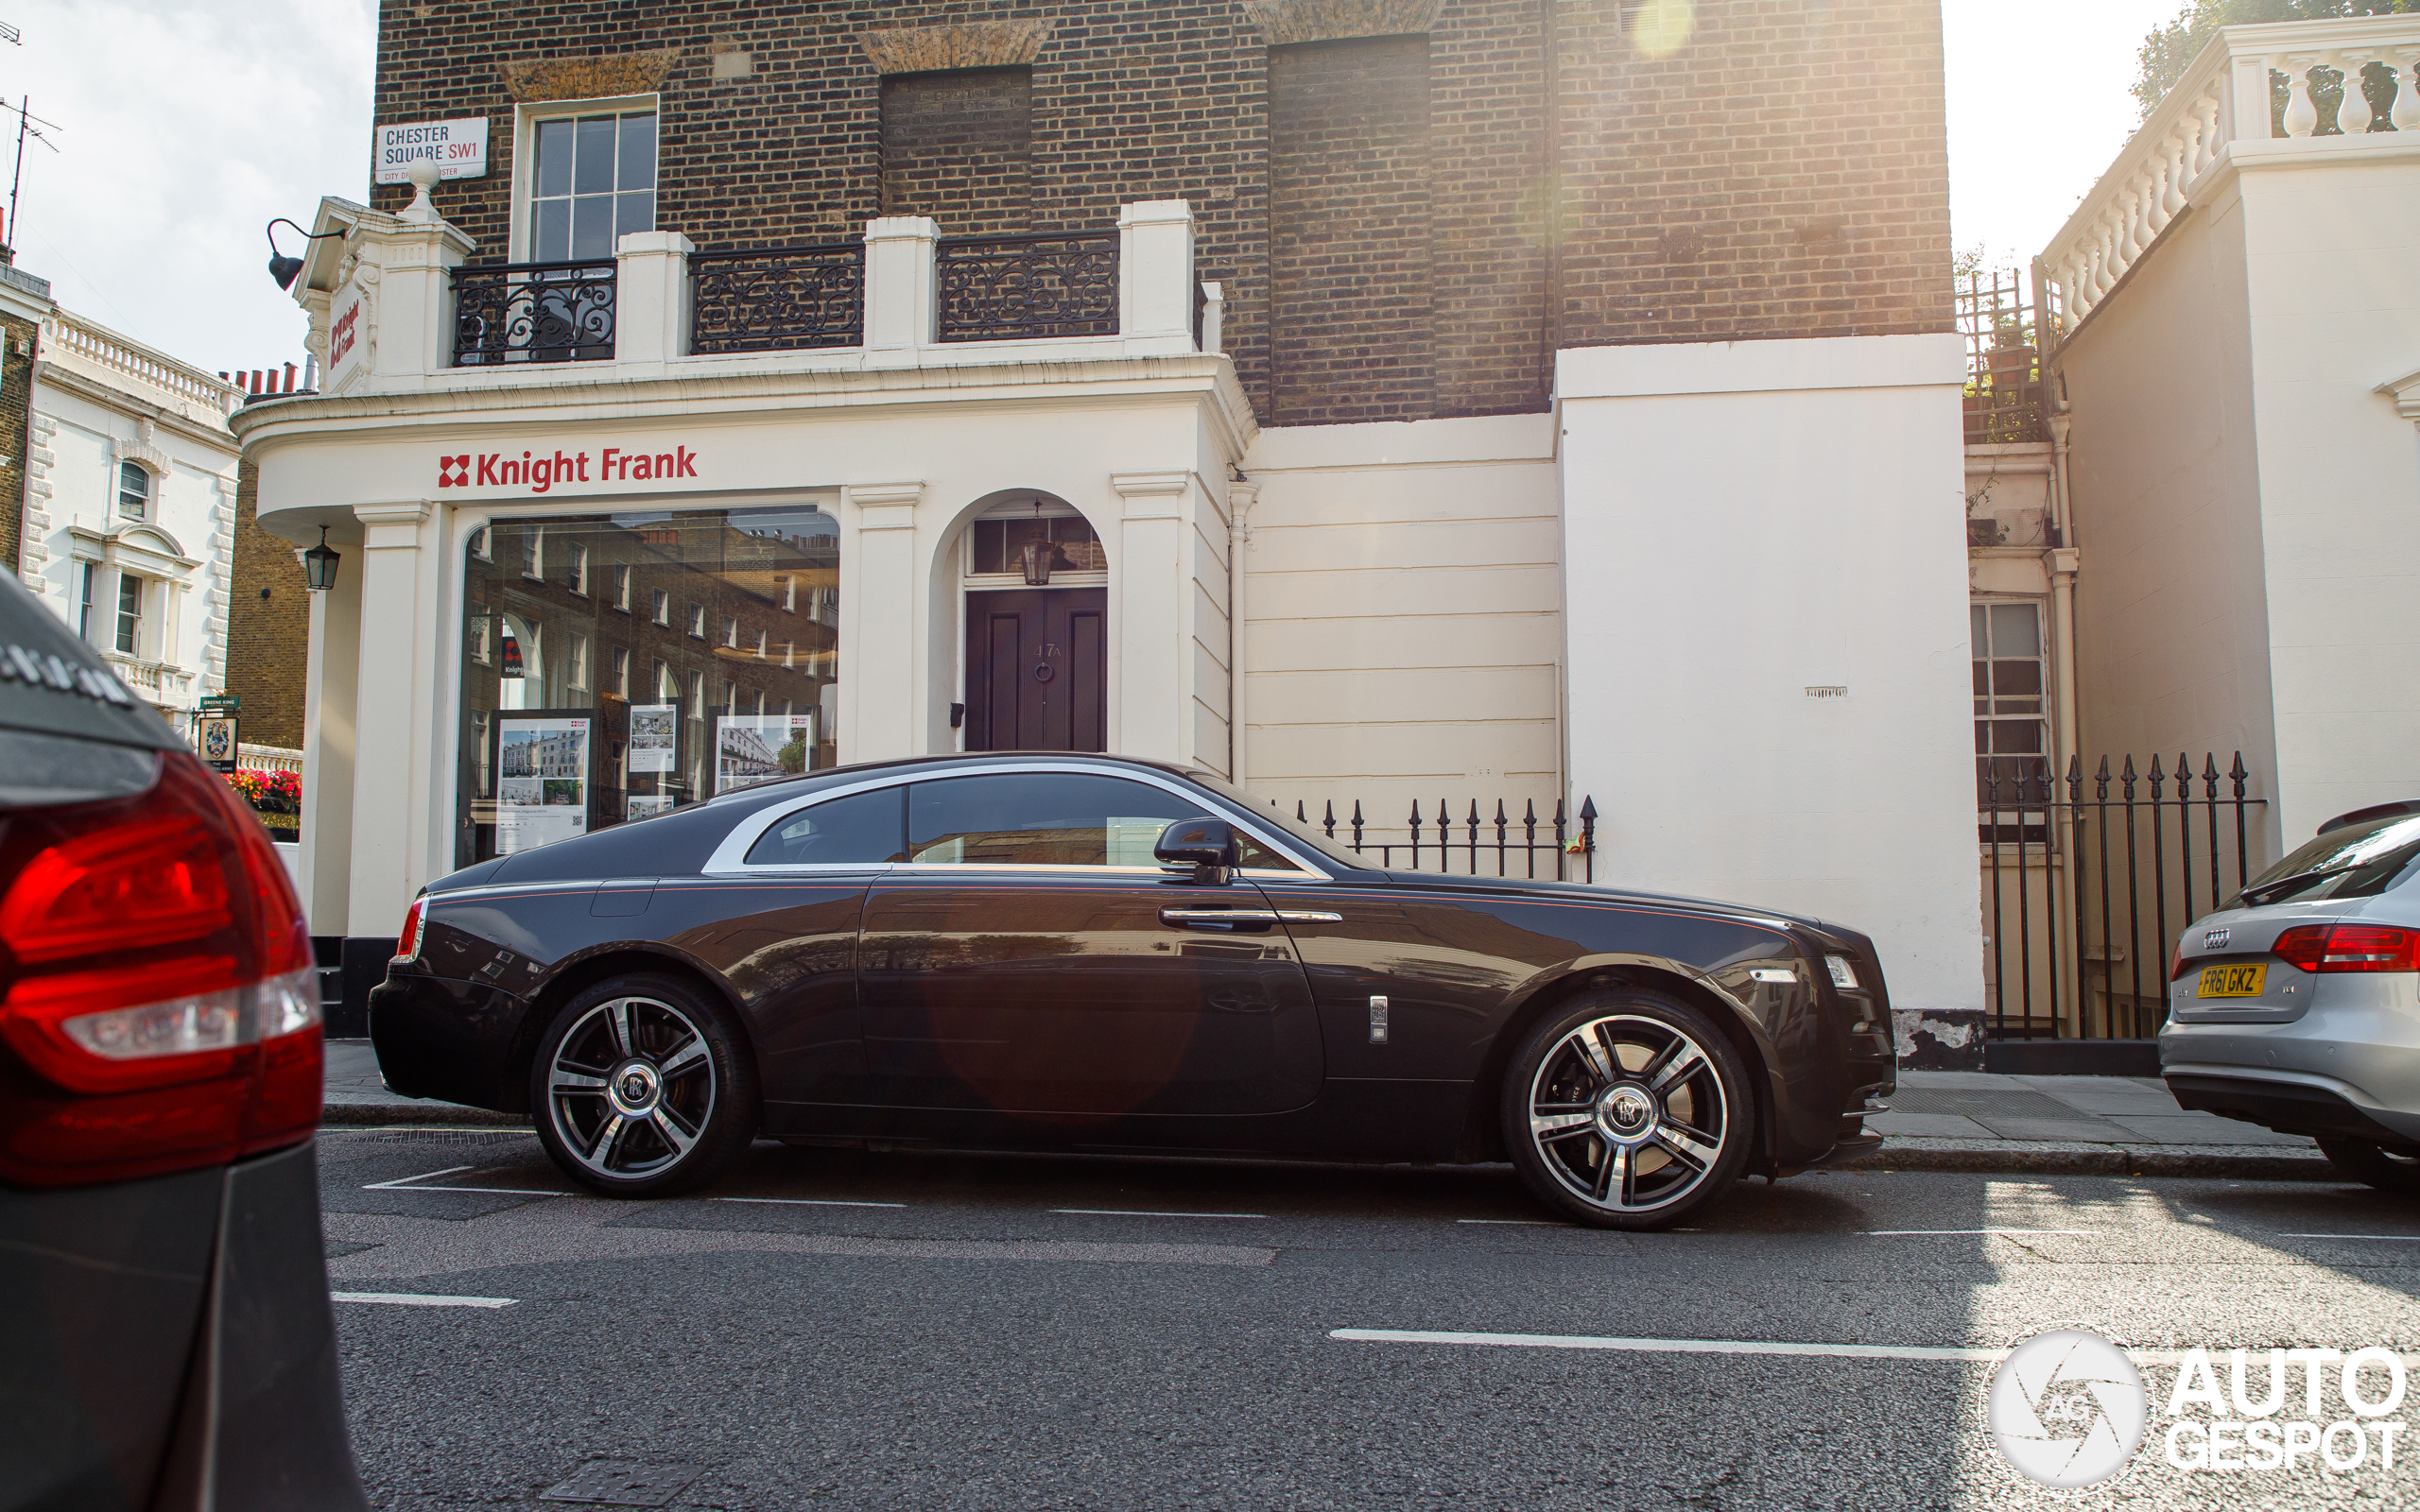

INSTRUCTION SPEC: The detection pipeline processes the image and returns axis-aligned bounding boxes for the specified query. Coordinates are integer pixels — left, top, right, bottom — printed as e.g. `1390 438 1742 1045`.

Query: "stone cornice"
232 352 1260 465
33 361 242 464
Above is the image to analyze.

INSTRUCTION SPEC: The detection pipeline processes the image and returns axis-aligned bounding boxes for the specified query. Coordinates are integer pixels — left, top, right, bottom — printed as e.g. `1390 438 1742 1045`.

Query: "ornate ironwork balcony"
690 241 865 354
937 232 1118 343
450 259 616 366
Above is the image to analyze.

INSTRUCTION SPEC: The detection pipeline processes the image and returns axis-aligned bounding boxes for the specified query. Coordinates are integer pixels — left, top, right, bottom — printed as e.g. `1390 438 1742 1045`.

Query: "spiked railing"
1280 797 1598 884
1980 751 2266 1041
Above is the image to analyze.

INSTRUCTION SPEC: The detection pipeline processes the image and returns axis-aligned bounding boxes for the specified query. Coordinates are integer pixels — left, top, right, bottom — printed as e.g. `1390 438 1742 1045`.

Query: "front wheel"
1502 990 1754 1230
529 974 758 1197
2317 1136 2420 1195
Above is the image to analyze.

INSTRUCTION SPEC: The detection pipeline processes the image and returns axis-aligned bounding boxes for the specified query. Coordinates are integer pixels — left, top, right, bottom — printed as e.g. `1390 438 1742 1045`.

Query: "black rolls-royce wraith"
370 754 1895 1229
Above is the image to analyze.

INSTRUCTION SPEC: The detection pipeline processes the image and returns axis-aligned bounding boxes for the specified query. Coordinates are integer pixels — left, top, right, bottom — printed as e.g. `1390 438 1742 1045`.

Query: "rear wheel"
2316 1136 2420 1195
1502 989 1754 1230
529 974 758 1197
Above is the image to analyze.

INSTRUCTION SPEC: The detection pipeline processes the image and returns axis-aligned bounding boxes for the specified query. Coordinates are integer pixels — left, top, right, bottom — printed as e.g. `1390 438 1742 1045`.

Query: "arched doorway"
959 491 1108 752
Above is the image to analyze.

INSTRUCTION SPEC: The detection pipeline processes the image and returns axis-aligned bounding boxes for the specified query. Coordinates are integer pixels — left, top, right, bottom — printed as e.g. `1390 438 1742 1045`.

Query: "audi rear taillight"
2272 923 2420 974
0 750 321 1187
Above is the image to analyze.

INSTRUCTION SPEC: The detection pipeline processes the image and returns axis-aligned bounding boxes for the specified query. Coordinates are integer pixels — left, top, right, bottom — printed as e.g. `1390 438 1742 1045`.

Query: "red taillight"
2272 923 2420 974
0 751 321 1187
2171 939 2189 981
396 895 426 962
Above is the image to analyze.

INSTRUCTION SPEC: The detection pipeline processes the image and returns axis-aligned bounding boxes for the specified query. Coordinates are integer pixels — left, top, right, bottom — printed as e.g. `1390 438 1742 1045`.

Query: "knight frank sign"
436 444 703 494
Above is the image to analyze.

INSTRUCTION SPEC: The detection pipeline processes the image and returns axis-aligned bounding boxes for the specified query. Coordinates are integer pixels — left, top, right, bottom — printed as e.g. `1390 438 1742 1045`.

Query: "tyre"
2316 1136 2420 1195
529 973 759 1197
1501 989 1754 1230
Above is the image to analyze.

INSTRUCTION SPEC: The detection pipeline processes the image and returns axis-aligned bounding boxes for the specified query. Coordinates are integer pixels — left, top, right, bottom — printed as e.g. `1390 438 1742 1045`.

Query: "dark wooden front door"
964 588 1106 751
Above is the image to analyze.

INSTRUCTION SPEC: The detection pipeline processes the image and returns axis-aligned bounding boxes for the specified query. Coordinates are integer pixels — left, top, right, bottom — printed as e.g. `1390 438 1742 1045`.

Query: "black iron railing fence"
690 241 865 354
938 232 1119 342
451 260 617 366
1279 798 1599 883
1982 753 2267 1041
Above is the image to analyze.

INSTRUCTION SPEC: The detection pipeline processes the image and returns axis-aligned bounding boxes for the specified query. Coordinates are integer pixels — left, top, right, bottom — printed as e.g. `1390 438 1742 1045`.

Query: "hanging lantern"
302 525 341 592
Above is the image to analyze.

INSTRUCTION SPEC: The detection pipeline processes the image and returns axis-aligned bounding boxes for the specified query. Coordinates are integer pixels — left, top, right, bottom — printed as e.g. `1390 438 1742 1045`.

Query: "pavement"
318 1129 2420 1510
320 1040 2330 1180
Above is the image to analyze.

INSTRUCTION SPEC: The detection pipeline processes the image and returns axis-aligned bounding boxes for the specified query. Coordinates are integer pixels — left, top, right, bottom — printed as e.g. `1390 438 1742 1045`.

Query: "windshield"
1184 770 1378 872
2236 814 2420 907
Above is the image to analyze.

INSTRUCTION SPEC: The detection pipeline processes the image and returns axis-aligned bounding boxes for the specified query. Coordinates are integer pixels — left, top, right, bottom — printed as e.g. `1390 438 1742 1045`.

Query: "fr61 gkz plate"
2195 962 2267 999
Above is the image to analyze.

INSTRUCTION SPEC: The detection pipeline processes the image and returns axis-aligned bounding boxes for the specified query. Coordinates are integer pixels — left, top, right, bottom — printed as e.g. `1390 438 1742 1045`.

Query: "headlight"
1825 955 1859 990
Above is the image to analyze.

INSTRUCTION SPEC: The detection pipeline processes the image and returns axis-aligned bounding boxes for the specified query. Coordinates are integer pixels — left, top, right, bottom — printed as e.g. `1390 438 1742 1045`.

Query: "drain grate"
539 1460 702 1507
1886 1088 2102 1121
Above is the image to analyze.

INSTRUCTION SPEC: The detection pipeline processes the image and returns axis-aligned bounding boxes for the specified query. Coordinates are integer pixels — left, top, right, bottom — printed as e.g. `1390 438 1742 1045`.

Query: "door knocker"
1033 662 1055 683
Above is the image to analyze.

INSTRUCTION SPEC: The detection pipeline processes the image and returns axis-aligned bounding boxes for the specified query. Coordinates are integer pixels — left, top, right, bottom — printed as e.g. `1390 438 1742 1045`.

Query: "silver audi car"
2162 801 2420 1193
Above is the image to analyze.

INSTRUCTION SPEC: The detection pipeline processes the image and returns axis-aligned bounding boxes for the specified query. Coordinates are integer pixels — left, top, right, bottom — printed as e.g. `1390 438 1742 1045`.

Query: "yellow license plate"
2196 963 2267 999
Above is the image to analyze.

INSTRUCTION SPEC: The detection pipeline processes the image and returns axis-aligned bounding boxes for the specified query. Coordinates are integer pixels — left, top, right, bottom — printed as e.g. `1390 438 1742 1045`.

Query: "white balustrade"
2042 15 2420 333
46 311 243 417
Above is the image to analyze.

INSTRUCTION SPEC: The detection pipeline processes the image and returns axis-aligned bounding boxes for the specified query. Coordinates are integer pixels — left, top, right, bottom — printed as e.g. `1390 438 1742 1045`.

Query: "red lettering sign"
437 443 702 493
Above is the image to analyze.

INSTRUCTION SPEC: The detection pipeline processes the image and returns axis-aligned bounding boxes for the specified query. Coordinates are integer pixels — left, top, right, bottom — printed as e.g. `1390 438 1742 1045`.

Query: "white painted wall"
2061 146 2420 855
1236 414 1564 831
1559 335 1983 1013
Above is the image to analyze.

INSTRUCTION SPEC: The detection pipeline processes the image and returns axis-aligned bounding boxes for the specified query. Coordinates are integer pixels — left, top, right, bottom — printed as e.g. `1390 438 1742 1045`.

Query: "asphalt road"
320 1132 2420 1510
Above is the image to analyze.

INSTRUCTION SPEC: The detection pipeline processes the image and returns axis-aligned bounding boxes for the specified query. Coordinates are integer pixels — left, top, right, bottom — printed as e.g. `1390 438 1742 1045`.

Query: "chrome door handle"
1160 908 1283 928
1274 911 1342 923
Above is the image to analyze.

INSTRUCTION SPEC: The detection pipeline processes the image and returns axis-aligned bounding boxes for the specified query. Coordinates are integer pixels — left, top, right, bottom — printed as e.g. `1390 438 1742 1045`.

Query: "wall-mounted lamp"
302 525 341 592
267 216 345 292
1018 496 1055 586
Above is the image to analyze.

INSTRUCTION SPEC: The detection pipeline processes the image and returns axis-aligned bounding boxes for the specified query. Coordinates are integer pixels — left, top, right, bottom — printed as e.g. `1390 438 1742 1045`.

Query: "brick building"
242 0 1985 1020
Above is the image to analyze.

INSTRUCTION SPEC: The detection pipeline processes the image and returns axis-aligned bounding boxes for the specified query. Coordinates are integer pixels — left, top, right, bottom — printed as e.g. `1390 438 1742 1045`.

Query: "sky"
5 0 2184 371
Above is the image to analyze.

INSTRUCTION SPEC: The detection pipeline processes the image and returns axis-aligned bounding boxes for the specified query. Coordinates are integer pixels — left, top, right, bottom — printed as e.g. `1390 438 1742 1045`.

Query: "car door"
855 769 1323 1118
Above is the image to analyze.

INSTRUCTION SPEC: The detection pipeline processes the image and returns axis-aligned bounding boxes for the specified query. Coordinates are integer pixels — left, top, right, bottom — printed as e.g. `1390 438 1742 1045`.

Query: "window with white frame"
567 542 590 595
1974 600 2049 813
114 573 143 656
568 632 589 690
688 603 706 639
689 672 707 723
470 603 492 663
721 614 738 649
77 562 98 643
117 462 151 520
527 109 657 262
612 563 631 611
651 588 670 626
611 645 631 698
776 575 795 612
521 527 544 580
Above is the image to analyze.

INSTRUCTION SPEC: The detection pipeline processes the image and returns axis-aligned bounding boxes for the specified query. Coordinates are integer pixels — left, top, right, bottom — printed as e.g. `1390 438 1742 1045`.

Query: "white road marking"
1860 1228 2097 1236
1333 1329 2010 1362
362 1165 569 1196
1332 1332 2420 1371
715 1196 907 1209
333 1292 517 1309
1050 1208 1267 1219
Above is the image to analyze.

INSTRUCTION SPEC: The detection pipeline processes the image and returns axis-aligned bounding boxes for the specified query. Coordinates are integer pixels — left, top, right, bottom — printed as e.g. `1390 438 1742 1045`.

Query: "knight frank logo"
435 444 700 493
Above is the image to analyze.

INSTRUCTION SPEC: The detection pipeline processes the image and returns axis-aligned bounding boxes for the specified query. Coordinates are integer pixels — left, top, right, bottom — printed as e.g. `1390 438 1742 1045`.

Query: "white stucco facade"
1557 335 1984 1013
247 186 1983 1020
2050 38 2420 855
13 306 244 737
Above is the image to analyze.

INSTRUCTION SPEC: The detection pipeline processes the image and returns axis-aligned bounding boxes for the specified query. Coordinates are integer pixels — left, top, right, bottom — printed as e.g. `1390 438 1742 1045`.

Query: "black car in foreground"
0 573 366 1511
372 755 1895 1229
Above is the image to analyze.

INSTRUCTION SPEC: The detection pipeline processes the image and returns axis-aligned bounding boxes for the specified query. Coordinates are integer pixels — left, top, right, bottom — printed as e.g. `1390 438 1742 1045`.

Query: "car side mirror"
1155 817 1239 885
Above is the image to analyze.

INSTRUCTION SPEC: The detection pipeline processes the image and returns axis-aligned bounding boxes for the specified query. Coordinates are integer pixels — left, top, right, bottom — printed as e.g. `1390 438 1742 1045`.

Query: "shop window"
117 461 151 520
528 109 656 262
455 506 838 868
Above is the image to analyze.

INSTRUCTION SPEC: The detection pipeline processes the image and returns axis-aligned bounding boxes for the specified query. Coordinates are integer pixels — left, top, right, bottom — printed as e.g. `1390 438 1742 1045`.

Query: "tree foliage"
2134 0 2415 120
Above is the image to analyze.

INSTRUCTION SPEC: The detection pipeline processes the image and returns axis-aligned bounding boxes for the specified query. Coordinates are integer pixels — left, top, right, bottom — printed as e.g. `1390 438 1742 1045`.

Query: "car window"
905 772 1299 869
2236 814 2420 907
743 784 907 866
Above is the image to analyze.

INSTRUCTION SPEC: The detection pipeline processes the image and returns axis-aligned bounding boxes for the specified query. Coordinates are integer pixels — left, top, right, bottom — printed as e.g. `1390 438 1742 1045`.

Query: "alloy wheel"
1525 1012 1731 1216
545 995 717 1180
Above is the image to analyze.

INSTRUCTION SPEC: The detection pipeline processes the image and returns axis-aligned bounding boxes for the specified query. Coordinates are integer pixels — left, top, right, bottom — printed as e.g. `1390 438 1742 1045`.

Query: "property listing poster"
495 715 591 852
626 794 676 820
714 712 817 797
627 703 676 774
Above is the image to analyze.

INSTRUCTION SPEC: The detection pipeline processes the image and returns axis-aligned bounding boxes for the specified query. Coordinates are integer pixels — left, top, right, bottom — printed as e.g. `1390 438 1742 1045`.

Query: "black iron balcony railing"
451 259 616 367
690 241 865 354
937 232 1118 342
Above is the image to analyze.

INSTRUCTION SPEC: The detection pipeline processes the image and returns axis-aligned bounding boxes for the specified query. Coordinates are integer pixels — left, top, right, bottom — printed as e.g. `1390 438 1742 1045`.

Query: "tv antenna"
3 94 60 257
